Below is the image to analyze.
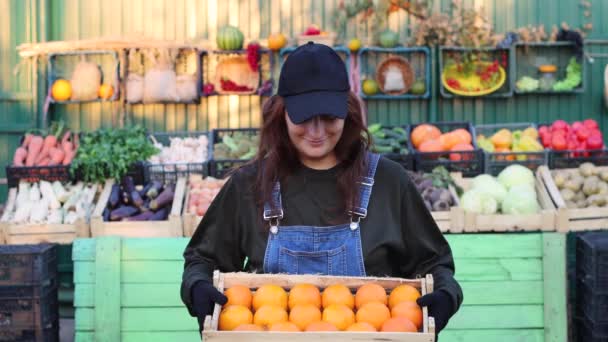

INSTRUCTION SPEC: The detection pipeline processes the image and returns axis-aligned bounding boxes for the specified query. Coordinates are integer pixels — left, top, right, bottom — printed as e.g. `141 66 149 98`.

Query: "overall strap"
263 182 283 233
349 152 381 226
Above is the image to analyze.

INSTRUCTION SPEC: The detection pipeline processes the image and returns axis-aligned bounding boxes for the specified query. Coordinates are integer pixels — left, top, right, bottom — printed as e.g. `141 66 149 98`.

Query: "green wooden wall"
1 0 608 200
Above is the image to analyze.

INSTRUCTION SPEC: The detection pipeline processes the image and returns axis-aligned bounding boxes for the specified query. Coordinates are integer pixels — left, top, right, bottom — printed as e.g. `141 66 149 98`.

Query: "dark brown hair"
248 91 371 222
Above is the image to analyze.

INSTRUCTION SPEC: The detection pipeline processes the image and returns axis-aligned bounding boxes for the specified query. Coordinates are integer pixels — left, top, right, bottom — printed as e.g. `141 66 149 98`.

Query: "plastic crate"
576 232 608 294
549 149 608 169
0 245 57 286
383 153 414 170
0 281 57 300
5 165 72 189
577 317 608 342
146 131 210 183
0 288 58 329
409 122 484 177
577 280 608 323
475 123 549 176
209 128 259 179
0 325 59 342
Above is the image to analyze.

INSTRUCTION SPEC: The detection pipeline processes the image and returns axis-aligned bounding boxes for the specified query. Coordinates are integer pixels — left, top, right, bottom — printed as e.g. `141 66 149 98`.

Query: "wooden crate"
183 186 202 237
431 183 464 233
90 178 186 238
0 187 94 245
202 271 435 342
451 172 556 232
537 165 608 232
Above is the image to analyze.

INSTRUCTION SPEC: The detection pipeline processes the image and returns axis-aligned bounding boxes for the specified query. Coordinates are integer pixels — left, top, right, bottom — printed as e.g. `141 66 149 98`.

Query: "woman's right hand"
191 280 228 329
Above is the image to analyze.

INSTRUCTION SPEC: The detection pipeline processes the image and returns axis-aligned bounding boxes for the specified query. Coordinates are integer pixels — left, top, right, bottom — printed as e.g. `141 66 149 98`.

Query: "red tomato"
587 135 604 150
552 120 569 132
542 134 552 148
567 140 577 151
576 127 590 142
584 119 599 130
572 121 584 132
449 143 474 161
539 126 549 136
552 129 567 138
552 135 568 150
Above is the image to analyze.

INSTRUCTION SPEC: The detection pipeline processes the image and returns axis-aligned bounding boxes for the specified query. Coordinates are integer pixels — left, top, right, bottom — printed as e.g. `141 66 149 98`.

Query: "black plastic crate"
577 232 608 294
0 245 57 286
0 288 58 329
577 317 608 342
383 153 414 171
0 281 57 300
369 125 412 170
209 128 259 178
5 165 71 188
577 280 608 323
408 122 484 177
550 149 608 169
475 123 549 176
0 325 59 342
146 131 211 183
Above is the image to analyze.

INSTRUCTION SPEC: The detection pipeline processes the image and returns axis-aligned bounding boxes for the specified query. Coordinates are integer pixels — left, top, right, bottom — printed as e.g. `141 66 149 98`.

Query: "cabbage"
502 186 540 215
471 174 507 204
497 165 534 190
461 189 498 214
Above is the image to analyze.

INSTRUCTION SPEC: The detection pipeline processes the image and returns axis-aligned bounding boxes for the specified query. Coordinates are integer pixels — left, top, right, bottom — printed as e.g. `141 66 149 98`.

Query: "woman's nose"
306 116 322 134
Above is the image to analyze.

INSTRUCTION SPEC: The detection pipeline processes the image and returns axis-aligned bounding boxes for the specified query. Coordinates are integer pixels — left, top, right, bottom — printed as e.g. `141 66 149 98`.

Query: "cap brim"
284 90 348 124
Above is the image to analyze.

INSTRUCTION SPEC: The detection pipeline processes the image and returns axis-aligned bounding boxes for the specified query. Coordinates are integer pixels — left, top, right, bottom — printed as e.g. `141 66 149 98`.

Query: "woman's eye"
320 115 336 122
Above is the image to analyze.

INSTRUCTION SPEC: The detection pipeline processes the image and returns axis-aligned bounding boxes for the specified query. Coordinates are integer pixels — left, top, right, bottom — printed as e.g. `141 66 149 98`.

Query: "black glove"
417 290 454 339
191 280 228 329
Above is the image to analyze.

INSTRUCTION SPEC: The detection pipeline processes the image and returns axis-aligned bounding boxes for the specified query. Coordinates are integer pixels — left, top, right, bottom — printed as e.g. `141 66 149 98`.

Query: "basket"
214 56 260 95
376 56 414 95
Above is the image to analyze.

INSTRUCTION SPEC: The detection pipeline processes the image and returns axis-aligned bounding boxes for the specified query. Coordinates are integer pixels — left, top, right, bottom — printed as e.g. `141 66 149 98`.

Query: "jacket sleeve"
399 172 463 315
180 174 246 316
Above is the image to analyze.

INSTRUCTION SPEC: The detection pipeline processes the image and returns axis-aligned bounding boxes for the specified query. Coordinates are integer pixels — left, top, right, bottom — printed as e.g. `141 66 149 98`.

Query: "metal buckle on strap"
263 209 284 221
348 208 367 219
349 215 361 230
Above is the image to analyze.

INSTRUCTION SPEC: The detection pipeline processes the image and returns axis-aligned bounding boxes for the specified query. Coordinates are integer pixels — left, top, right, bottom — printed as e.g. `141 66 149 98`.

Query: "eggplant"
149 184 174 210
102 207 111 222
149 207 169 221
110 205 139 221
109 184 121 208
122 210 155 221
121 176 136 203
131 190 146 210
146 181 163 199
139 182 153 198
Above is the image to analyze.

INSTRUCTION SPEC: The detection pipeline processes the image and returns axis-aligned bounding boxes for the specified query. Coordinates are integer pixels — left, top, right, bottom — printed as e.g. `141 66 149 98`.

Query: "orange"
253 284 288 311
391 301 422 329
253 305 288 328
355 302 391 331
268 321 300 332
289 304 322 331
322 304 355 331
388 284 421 309
225 285 253 309
98 84 114 99
288 283 321 309
51 79 72 101
411 124 441 148
305 321 338 331
218 305 253 331
322 284 354 309
380 316 418 332
355 283 387 309
233 323 264 331
346 322 377 332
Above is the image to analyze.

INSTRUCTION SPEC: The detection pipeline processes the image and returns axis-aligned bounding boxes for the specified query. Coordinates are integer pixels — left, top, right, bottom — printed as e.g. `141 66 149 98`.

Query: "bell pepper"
490 129 513 149
477 137 495 152
522 127 539 140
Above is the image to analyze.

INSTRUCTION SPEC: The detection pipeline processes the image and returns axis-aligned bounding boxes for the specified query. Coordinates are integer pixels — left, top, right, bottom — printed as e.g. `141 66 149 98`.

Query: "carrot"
62 149 76 165
35 135 59 165
25 135 44 166
61 131 74 153
48 147 65 166
38 157 51 166
22 133 33 148
13 147 27 166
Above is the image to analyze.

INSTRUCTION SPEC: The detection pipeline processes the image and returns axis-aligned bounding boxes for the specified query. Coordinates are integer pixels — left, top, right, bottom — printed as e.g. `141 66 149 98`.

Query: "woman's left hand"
416 290 454 338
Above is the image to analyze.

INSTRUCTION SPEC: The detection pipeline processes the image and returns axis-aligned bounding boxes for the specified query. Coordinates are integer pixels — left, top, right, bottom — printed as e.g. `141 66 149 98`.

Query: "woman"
181 42 462 337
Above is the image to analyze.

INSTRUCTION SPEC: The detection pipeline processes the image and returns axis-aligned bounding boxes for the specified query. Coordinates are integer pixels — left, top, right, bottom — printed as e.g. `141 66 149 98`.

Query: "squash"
418 139 444 153
217 26 245 50
411 124 441 148
490 129 513 149
452 128 472 145
439 132 461 151
267 33 287 51
449 143 474 161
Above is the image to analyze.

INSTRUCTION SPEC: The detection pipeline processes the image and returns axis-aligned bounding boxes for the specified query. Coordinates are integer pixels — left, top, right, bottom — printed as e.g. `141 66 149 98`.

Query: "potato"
583 177 600 196
600 170 608 182
552 171 569 188
579 162 598 177
565 178 583 192
560 188 576 201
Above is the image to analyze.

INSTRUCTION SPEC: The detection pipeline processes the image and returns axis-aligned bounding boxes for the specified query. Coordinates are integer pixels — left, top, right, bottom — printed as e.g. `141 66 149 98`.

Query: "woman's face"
285 113 345 167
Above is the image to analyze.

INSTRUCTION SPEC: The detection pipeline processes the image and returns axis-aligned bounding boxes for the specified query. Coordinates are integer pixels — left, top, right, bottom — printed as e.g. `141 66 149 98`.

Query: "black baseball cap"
278 42 350 124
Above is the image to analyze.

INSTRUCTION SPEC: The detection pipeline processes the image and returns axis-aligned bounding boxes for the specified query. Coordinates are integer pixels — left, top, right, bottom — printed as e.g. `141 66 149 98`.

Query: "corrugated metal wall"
1 0 608 199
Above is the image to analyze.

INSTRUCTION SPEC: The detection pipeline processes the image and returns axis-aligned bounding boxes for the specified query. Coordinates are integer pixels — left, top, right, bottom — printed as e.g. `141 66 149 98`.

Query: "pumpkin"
379 30 398 48
51 79 72 101
217 26 245 50
439 132 461 151
418 139 444 153
452 128 472 145
411 124 441 148
449 143 474 161
267 33 287 51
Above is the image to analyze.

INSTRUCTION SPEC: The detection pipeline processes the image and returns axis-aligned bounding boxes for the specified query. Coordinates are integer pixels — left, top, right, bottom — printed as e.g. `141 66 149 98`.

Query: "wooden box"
451 172 556 232
90 178 186 238
202 271 435 342
183 186 202 237
537 165 608 232
431 182 464 233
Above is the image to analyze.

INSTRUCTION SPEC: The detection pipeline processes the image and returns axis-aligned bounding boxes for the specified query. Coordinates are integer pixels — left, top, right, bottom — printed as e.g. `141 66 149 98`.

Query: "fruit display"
538 119 604 152
101 176 176 222
149 134 209 165
217 26 245 50
217 281 423 332
0 180 99 225
476 126 544 160
410 124 474 161
407 166 461 212
516 58 582 92
186 174 227 217
12 121 78 167
551 162 608 209
460 164 540 215
51 62 115 102
368 124 408 154
442 51 508 96
213 131 259 160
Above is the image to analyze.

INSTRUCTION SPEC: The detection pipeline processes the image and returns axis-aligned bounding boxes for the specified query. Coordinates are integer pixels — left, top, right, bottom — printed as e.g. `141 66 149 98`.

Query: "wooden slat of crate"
538 165 608 232
183 186 202 237
90 178 186 238
3 220 88 244
431 184 464 233
202 271 435 342
453 173 556 232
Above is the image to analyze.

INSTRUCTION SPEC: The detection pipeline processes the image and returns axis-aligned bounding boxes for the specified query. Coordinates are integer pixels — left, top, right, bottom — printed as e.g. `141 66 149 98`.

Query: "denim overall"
262 153 380 276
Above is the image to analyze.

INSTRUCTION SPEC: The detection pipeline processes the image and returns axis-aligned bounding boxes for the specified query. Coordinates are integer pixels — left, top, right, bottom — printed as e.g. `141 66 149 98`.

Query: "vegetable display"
214 131 259 160
552 163 608 209
0 180 98 225
102 176 175 222
148 134 209 164
410 124 474 161
368 124 409 154
407 167 461 212
12 121 78 167
186 174 227 217
538 119 604 152
553 58 582 91
71 126 158 183
477 126 543 160
460 164 540 215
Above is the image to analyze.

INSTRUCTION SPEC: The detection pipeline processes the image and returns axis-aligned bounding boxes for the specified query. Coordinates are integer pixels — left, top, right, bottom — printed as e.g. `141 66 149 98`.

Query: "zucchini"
368 123 382 134
392 126 408 136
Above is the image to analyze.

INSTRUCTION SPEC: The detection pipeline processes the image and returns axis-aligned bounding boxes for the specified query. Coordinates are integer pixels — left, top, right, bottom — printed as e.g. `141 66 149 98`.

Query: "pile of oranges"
218 282 423 333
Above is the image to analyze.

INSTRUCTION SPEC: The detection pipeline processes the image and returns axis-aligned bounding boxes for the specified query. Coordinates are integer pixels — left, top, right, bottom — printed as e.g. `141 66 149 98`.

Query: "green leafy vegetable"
553 58 582 91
